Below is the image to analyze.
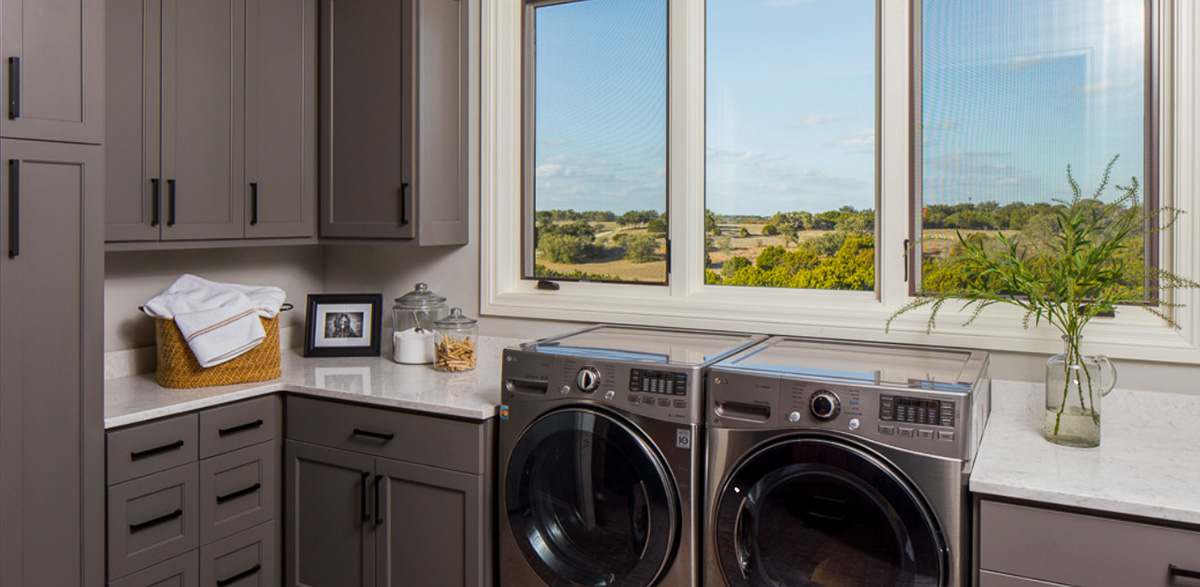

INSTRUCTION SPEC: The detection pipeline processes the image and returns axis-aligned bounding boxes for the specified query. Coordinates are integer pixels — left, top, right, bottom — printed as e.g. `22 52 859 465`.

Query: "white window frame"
481 0 1200 364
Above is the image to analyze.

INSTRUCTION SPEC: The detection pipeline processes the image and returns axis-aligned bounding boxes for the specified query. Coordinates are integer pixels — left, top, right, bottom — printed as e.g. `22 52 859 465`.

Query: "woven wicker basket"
155 315 282 388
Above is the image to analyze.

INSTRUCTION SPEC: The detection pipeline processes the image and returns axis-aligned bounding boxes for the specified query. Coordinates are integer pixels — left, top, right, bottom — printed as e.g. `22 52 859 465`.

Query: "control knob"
576 367 602 393
809 390 841 421
788 411 802 424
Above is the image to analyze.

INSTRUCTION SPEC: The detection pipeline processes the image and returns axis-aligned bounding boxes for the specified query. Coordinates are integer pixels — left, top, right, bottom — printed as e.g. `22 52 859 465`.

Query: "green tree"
623 233 658 263
723 256 751 278
761 223 779 236
647 219 667 235
739 227 750 238
538 233 593 264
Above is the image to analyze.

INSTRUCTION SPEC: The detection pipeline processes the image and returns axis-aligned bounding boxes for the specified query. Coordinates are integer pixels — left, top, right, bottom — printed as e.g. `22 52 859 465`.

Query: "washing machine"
499 325 766 587
704 337 990 587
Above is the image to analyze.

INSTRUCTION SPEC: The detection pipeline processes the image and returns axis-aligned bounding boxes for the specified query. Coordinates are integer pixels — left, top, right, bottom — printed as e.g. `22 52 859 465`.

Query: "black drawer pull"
130 439 185 461
249 182 258 226
129 508 183 533
1171 564 1200 580
399 183 409 226
215 483 261 504
360 471 370 521
352 428 394 441
218 419 263 437
8 57 20 119
150 178 161 226
216 563 261 586
166 179 176 226
374 474 383 525
8 159 18 258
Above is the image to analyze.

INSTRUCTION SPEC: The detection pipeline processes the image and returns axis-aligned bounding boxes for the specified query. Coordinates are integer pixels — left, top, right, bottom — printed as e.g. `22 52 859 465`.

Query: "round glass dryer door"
506 409 679 587
714 438 944 587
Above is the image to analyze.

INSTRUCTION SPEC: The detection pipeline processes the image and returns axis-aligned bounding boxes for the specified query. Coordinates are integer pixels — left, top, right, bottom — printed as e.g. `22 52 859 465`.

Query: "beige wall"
104 246 325 351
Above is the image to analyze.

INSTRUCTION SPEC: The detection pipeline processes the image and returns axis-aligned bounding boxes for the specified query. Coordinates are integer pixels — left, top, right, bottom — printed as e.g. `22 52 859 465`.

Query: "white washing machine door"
714 438 945 587
505 408 679 587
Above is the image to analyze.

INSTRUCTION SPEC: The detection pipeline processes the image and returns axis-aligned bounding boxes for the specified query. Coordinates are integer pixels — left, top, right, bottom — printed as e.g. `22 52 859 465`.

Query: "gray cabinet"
0 138 104 587
1 0 104 143
105 0 317 245
977 499 1200 587
284 398 493 587
319 0 468 245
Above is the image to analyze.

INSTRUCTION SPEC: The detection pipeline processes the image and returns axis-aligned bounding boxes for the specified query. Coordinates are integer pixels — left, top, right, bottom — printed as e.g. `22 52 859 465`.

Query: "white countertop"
971 381 1200 525
105 336 524 428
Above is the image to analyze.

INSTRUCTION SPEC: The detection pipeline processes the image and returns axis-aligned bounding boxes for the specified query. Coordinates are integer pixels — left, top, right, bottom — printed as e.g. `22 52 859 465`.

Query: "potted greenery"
888 156 1197 447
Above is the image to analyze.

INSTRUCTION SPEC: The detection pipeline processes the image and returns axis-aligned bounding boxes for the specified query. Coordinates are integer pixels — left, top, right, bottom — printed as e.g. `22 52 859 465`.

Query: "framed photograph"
304 294 382 357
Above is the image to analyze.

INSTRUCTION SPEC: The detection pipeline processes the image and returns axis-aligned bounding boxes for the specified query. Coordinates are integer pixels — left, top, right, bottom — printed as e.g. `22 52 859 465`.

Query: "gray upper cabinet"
0 139 104 587
1 0 104 144
105 0 317 245
319 0 468 245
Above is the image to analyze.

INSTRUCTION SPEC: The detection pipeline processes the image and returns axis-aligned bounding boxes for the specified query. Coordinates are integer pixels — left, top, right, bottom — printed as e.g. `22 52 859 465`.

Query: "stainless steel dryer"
499 325 765 587
705 337 989 587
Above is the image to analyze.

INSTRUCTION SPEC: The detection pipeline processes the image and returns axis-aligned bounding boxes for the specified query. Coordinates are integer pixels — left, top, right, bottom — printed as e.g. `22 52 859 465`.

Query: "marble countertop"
971 381 1200 525
105 336 525 429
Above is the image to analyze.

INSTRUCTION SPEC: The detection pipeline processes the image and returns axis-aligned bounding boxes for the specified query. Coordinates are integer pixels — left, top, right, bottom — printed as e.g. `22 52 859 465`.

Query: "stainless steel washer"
499 325 765 587
705 337 990 587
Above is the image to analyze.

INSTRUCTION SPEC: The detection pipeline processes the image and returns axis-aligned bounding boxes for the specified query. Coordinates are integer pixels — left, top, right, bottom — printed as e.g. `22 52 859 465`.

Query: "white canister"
393 327 435 364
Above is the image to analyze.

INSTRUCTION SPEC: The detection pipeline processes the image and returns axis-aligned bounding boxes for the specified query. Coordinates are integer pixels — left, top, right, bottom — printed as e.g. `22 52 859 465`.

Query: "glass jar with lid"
391 283 448 364
433 308 478 372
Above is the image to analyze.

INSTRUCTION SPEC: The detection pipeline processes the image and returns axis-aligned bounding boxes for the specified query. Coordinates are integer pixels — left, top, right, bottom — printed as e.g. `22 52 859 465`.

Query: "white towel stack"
142 274 287 368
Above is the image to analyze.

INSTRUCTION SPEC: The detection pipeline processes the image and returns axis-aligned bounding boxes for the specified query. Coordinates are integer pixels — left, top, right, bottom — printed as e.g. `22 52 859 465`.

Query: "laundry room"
3 0 1199 586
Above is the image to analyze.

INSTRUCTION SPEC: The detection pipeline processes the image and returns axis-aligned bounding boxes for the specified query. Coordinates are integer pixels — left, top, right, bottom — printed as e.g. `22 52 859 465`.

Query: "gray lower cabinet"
978 499 1200 587
0 139 104 587
318 0 469 245
1 0 104 143
284 399 494 587
105 0 317 245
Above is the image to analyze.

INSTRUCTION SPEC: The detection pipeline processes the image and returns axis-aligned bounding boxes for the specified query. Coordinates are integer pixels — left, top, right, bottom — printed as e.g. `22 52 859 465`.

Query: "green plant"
887 156 1198 434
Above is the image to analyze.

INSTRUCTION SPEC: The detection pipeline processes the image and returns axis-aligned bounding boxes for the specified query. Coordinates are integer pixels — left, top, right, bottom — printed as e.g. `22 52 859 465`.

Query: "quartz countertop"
104 336 525 429
971 381 1200 525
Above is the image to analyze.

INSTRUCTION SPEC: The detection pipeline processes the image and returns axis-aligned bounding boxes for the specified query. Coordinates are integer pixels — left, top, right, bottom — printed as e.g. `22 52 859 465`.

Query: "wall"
104 246 324 352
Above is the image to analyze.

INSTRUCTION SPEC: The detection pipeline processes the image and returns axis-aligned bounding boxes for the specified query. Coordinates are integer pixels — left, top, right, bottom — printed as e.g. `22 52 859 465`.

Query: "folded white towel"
143 275 287 368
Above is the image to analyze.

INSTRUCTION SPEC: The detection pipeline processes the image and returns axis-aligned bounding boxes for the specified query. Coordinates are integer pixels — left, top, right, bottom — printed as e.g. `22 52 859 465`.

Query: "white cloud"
1003 55 1052 71
536 163 567 177
1073 79 1136 95
835 128 875 150
706 147 763 163
792 114 838 127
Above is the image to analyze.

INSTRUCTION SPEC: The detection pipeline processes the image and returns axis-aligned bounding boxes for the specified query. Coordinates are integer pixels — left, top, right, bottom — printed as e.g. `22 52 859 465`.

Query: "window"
705 0 877 292
523 0 669 285
913 0 1153 294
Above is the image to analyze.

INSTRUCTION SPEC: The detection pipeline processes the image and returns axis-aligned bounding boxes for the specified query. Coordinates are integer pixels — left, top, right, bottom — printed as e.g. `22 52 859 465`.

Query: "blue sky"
533 0 1145 217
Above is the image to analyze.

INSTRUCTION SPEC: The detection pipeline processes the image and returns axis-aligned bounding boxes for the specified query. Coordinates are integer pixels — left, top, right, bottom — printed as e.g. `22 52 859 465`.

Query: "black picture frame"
303 293 383 357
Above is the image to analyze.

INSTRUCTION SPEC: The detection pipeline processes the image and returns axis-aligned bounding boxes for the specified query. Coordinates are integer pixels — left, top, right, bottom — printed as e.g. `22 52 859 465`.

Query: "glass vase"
1044 335 1116 447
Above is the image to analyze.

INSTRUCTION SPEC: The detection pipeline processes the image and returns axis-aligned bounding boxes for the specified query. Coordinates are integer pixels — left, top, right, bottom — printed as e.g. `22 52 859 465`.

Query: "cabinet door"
318 0 416 240
0 0 104 143
284 441 374 587
105 0 162 242
374 458 485 587
245 0 317 239
0 139 104 587
160 0 244 241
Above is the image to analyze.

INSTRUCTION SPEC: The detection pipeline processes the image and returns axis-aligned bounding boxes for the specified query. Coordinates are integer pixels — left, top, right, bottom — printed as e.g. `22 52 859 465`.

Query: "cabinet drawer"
108 463 200 580
980 500 1200 586
200 442 279 545
199 521 279 587
199 396 281 459
109 413 199 484
109 551 199 587
287 396 487 474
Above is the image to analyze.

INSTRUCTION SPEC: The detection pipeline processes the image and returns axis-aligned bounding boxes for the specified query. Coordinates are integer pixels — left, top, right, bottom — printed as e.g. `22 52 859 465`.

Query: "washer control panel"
809 390 841 421
576 367 602 393
880 395 955 428
629 369 688 396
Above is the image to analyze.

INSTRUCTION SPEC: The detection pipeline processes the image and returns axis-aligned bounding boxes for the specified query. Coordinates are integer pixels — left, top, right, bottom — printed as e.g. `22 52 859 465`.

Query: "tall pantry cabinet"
0 0 105 585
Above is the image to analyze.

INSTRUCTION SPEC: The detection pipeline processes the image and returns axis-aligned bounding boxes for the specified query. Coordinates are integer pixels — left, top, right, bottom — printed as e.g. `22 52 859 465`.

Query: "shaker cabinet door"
1 0 104 143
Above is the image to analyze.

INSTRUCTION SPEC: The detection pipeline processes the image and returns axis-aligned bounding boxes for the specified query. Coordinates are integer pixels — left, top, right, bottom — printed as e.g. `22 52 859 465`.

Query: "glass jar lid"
394 282 447 310
434 307 477 329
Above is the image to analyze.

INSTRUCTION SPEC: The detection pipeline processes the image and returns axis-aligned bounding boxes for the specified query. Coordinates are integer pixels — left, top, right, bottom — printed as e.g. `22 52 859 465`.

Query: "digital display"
880 395 954 427
629 369 688 396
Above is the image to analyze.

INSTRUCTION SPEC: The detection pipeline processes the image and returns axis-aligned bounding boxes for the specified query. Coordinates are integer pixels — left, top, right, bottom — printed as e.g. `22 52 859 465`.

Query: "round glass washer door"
714 438 944 587
506 408 679 587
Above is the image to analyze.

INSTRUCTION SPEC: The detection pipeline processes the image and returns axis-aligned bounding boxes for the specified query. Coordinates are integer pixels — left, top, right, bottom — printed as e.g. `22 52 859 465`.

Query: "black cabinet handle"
374 474 383 525
216 564 261 587
8 160 18 258
217 419 263 437
8 57 19 119
215 483 261 504
129 439 184 461
352 428 394 441
150 178 161 226
1170 564 1200 580
129 508 183 533
399 183 409 226
167 179 176 226
249 182 258 226
360 471 370 521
